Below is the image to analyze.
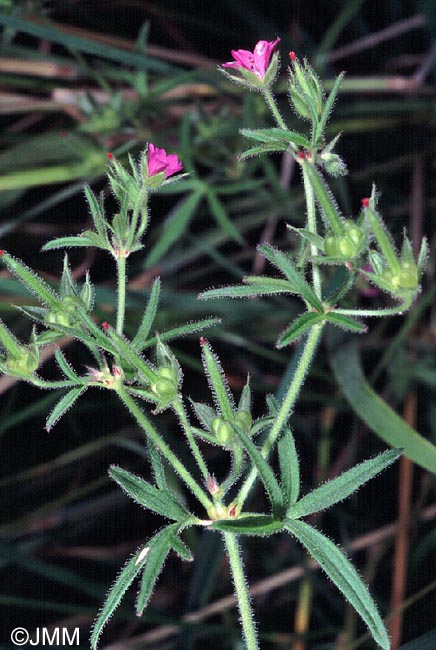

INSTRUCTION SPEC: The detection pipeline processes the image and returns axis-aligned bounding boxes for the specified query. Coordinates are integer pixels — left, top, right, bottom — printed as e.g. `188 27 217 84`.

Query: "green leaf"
91 540 156 649
206 190 244 245
199 282 292 300
325 312 367 334
287 225 325 250
211 514 282 535
136 524 179 616
109 466 189 521
288 448 401 519
41 236 107 251
201 340 234 420
233 425 284 517
132 278 161 351
54 349 83 383
107 328 157 384
330 340 436 474
140 317 221 349
46 386 87 432
240 128 311 149
84 186 107 240
278 427 300 507
147 439 168 491
315 72 345 141
302 164 343 237
1 252 60 308
258 244 324 311
239 143 288 161
146 191 203 266
285 519 389 650
277 312 325 348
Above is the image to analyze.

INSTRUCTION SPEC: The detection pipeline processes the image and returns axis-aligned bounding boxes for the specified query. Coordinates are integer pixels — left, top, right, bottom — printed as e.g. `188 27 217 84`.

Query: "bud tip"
361 198 370 208
298 150 306 160
102 321 110 330
200 336 207 346
289 51 297 62
0 250 4 256
107 152 113 160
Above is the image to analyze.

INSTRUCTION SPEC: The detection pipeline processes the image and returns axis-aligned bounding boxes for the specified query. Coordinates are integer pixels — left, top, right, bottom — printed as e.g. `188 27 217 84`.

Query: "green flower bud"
343 221 363 246
151 378 177 400
157 366 177 382
324 236 339 257
337 236 356 259
45 310 73 327
5 346 39 378
234 410 253 433
211 417 234 446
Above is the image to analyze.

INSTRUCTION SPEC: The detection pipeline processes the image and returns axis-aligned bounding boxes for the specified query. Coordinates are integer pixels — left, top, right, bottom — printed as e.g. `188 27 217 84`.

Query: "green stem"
224 533 259 650
237 323 323 510
116 254 126 336
334 296 412 318
31 377 80 389
261 87 288 131
173 400 209 481
302 164 322 299
117 385 213 514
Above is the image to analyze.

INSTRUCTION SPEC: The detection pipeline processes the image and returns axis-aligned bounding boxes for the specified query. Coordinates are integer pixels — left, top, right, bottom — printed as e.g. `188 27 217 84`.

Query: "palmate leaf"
285 519 389 650
233 425 284 518
278 427 300 508
140 317 221 349
200 340 235 420
131 278 161 351
91 523 185 649
239 142 289 161
258 244 324 311
325 312 367 334
45 386 87 432
287 448 401 519
1 252 60 308
136 524 179 616
211 514 282 536
109 466 189 521
199 278 293 300
278 311 325 348
240 127 311 149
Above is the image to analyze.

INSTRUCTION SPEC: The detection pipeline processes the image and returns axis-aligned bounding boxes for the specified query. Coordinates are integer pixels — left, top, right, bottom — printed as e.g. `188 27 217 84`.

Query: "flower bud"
211 417 234 446
5 346 39 378
234 410 253 433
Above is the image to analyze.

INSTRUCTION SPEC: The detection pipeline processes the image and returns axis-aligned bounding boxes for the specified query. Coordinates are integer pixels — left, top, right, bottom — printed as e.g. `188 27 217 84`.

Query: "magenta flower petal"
222 38 280 80
147 143 183 179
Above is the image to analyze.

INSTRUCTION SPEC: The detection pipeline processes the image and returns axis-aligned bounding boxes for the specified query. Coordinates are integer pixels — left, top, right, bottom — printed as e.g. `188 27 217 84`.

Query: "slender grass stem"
116 254 126 336
173 399 209 481
224 532 258 650
237 323 324 510
116 385 213 514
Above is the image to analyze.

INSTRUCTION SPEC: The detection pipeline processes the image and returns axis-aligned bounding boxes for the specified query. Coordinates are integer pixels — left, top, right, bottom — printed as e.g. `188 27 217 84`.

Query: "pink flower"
222 38 280 80
147 143 183 179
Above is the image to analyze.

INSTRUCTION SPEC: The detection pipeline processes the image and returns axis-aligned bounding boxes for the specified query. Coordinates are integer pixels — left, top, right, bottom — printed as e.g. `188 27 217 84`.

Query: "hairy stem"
237 323 324 510
261 87 288 132
302 164 322 298
117 385 213 514
173 399 209 481
224 533 258 650
334 296 412 318
116 254 126 335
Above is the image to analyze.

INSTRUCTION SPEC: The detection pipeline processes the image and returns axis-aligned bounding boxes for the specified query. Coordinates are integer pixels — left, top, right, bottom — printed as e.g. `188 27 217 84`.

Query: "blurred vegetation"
1 1 436 649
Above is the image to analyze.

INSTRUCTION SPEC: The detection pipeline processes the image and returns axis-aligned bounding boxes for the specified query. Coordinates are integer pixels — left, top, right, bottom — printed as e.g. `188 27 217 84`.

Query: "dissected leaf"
288 448 401 519
285 519 389 650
